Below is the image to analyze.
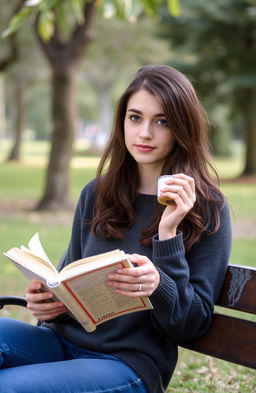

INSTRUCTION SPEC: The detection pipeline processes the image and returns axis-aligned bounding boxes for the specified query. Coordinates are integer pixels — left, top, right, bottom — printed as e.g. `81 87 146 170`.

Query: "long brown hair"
91 65 224 251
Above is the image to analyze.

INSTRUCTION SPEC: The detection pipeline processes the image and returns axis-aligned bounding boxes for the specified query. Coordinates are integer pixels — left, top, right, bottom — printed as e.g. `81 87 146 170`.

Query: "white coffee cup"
157 175 176 205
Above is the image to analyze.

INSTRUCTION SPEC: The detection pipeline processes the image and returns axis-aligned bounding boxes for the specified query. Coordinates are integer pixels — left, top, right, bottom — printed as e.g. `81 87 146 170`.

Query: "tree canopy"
4 0 181 41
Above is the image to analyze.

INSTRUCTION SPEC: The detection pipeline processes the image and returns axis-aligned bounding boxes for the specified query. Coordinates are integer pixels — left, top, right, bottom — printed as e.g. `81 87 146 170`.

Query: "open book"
4 233 153 332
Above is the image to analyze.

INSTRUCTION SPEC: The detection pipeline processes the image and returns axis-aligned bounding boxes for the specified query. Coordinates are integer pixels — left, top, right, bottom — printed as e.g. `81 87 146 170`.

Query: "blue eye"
130 115 141 122
157 118 168 126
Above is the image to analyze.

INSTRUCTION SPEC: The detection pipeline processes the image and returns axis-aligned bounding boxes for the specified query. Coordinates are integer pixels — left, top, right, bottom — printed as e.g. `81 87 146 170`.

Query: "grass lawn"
0 140 255 392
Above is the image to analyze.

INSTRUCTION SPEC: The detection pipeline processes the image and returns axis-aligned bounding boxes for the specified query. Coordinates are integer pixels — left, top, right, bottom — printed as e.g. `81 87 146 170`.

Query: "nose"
138 121 152 139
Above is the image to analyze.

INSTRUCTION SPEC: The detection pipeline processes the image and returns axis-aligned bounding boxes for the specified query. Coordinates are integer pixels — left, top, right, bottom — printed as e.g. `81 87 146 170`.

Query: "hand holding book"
107 253 160 297
4 233 153 332
25 281 68 321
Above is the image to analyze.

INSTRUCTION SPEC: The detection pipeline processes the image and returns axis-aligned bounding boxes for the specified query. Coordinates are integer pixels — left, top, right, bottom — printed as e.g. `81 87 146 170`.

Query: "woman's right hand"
25 281 67 321
158 173 196 240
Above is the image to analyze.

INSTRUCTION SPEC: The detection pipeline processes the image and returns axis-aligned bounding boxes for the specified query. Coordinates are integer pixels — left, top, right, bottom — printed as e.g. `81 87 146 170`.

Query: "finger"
174 186 195 207
30 307 66 318
110 265 153 284
107 280 140 291
113 256 151 277
26 281 44 293
172 173 196 194
159 188 181 204
127 254 153 267
28 305 67 321
164 178 195 202
162 180 196 207
35 310 66 321
27 300 65 311
113 282 147 297
26 290 54 303
114 282 155 298
163 190 194 213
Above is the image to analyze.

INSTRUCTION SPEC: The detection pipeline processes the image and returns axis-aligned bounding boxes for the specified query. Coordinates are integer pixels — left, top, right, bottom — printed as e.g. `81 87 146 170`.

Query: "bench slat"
182 313 256 369
216 264 256 314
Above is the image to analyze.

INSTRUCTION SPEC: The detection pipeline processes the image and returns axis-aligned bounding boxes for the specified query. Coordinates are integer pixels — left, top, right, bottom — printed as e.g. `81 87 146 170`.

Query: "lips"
134 144 156 152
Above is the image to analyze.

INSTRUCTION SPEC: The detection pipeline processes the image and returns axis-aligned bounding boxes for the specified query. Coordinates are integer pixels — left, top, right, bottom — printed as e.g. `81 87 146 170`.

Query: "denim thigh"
0 317 65 368
0 357 148 393
0 318 148 393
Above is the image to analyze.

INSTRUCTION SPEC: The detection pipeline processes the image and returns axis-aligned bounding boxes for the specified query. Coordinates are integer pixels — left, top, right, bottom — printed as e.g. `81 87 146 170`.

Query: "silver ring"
138 284 142 291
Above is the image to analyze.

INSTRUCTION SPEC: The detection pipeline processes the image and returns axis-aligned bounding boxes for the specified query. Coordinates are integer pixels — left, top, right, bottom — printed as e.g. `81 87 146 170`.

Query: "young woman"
0 65 232 393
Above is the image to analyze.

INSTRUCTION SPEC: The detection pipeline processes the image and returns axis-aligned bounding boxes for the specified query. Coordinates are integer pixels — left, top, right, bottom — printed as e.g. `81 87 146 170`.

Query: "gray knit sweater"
43 179 232 393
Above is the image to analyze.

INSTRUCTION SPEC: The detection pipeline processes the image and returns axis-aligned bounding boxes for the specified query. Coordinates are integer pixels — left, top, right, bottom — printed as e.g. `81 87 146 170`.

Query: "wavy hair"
91 65 224 251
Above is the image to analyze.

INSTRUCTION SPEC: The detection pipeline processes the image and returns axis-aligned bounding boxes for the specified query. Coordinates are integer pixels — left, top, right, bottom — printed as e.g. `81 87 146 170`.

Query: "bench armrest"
0 296 27 309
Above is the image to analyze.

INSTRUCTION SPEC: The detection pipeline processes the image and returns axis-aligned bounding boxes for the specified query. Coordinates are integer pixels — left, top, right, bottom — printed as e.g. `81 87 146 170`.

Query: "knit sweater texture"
43 179 232 393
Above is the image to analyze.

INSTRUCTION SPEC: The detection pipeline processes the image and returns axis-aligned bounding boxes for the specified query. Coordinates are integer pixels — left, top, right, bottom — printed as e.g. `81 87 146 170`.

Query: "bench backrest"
182 264 256 369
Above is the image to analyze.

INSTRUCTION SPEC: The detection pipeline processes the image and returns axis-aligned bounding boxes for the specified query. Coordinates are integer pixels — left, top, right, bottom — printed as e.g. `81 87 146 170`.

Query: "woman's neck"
137 165 160 195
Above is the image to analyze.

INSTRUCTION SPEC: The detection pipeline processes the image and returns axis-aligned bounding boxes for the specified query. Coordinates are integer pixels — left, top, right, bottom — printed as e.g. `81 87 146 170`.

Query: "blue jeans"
0 317 148 393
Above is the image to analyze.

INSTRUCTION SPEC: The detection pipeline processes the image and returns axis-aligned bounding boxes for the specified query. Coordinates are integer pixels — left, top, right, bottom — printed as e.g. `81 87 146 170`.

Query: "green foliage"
160 0 256 109
2 0 180 41
101 0 140 19
2 7 33 38
37 9 55 41
159 0 256 167
167 0 180 16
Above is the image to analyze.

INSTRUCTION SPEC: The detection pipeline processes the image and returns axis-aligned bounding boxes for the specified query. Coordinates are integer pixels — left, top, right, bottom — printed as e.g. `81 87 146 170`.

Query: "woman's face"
124 89 175 174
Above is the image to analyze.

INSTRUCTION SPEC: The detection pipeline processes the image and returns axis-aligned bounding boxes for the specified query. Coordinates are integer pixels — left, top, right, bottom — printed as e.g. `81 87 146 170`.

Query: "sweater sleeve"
149 202 232 345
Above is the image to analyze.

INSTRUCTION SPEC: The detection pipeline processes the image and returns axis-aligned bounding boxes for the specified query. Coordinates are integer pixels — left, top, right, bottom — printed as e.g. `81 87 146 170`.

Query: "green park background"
0 1 255 392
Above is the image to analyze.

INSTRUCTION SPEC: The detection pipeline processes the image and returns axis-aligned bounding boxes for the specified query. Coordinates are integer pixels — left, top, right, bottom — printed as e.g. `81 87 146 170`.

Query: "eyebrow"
127 109 166 117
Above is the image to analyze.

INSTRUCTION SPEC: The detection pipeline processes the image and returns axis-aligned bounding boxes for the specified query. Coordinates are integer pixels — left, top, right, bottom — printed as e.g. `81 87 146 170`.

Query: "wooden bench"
1 264 256 369
182 264 256 369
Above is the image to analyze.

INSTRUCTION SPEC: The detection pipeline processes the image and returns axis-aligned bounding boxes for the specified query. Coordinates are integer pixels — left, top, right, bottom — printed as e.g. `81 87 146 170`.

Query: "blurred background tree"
6 14 50 161
0 1 20 151
1 0 178 210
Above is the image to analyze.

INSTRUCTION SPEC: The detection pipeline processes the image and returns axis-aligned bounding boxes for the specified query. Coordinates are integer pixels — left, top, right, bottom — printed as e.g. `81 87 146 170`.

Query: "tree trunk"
7 74 26 161
34 1 96 210
36 65 77 209
242 88 256 176
211 105 232 157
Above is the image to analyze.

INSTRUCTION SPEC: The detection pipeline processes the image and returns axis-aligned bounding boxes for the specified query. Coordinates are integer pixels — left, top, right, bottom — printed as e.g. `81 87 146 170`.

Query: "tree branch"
34 1 96 68
0 0 25 71
0 34 18 71
68 1 96 64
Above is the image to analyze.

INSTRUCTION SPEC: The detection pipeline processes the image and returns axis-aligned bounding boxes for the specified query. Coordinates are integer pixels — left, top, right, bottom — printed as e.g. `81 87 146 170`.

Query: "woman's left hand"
107 254 160 298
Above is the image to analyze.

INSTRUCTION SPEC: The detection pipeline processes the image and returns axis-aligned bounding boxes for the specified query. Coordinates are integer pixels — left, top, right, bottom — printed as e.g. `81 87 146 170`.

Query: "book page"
62 261 153 328
28 233 52 264
4 248 57 284
59 249 123 275
58 250 128 281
